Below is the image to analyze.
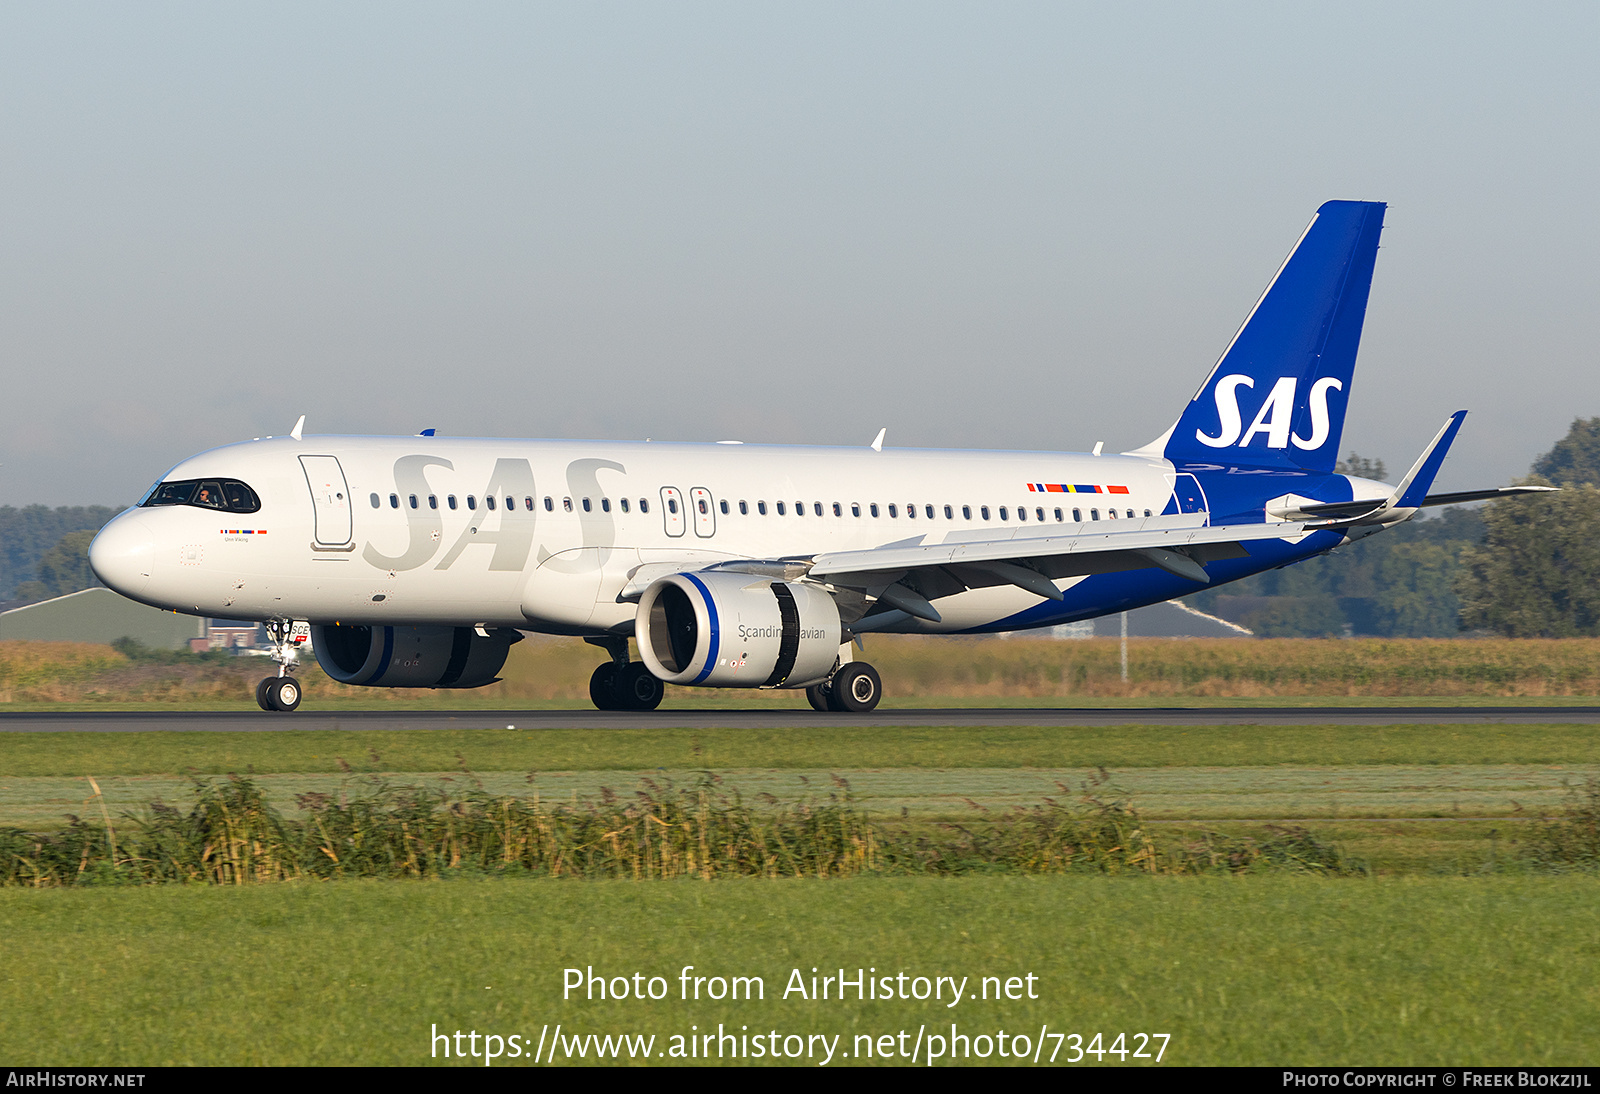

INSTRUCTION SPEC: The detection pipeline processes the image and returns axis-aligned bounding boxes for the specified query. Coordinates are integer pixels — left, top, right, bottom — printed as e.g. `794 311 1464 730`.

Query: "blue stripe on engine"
682 572 720 684
368 626 395 685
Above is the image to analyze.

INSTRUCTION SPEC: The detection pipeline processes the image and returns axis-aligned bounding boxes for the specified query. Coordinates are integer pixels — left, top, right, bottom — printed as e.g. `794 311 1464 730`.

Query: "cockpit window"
141 478 261 514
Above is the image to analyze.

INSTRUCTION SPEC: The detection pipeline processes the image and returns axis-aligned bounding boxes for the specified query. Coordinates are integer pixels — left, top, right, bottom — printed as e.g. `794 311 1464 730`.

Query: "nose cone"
89 514 156 599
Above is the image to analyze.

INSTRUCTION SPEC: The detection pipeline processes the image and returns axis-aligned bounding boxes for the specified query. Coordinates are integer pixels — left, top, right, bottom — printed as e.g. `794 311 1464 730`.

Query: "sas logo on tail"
1196 375 1342 450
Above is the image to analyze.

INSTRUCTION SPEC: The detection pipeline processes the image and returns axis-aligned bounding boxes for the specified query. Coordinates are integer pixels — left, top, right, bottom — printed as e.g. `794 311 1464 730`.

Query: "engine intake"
312 624 521 689
635 572 840 688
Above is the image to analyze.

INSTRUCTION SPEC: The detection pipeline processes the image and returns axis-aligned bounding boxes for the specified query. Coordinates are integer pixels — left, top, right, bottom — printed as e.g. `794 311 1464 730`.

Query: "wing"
615 513 1312 624
801 514 1309 624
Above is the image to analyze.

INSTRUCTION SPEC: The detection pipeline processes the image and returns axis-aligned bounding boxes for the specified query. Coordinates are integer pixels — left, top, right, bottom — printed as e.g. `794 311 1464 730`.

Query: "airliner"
87 201 1542 713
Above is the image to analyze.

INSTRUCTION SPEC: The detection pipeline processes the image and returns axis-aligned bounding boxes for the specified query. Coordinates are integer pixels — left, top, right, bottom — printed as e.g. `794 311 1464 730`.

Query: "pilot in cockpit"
193 483 227 509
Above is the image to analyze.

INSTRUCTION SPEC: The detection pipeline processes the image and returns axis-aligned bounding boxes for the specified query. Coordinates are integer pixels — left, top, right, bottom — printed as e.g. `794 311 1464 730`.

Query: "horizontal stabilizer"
1292 483 1558 520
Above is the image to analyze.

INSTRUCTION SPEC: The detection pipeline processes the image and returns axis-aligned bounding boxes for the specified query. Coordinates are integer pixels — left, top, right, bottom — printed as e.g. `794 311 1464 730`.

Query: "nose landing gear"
256 620 308 713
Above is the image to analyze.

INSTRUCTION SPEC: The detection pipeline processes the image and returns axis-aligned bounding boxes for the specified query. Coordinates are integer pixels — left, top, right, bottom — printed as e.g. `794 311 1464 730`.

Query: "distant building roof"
0 587 205 649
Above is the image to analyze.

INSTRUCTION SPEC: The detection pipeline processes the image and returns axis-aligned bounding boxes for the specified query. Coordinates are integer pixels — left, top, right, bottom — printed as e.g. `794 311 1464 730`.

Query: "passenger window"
739 500 748 515
1000 507 1009 521
943 505 952 519
720 500 729 515
1054 508 1063 522
1091 508 1099 520
981 506 990 520
1073 508 1082 522
621 498 631 513
580 498 590 512
888 504 898 518
602 498 611 512
1037 508 1045 522
448 495 458 510
1144 509 1152 517
815 502 823 516
525 497 534 511
563 497 573 512
758 501 767 515
467 496 476 510
870 503 879 517
1017 507 1026 521
429 495 438 510
777 501 787 515
926 505 935 519
544 497 554 511
640 499 650 513
507 497 514 510
698 499 708 515
486 496 496 510
410 494 419 509
1108 509 1118 519
907 504 916 519
1127 509 1135 519
833 502 842 517
851 503 861 517
962 505 971 519
667 498 677 515
390 494 399 509
370 493 380 508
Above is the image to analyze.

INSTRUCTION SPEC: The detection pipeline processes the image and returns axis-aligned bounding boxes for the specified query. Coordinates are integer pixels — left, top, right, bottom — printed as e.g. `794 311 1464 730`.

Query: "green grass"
4 765 1593 831
0 876 1594 1065
2 722 1598 778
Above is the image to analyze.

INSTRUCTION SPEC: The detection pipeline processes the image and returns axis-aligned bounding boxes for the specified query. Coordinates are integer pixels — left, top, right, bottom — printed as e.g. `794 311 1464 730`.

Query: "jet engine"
311 624 521 688
635 572 841 688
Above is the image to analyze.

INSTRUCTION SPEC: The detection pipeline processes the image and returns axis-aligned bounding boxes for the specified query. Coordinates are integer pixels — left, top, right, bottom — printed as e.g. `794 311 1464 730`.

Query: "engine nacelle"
636 572 841 688
312 624 521 688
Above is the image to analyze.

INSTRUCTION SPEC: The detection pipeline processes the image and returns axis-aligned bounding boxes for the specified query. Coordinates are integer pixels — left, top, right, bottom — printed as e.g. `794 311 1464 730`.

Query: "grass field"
3 694 1597 1064
1 877 1596 1066
10 635 1600 708
2 721 1596 776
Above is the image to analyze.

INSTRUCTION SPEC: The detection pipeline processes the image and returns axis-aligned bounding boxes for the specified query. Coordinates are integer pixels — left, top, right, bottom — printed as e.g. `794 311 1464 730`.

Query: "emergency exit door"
300 455 353 546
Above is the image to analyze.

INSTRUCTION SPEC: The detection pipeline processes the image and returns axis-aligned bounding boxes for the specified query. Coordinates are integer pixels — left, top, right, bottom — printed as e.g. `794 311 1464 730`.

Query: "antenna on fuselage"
290 415 305 441
870 427 886 452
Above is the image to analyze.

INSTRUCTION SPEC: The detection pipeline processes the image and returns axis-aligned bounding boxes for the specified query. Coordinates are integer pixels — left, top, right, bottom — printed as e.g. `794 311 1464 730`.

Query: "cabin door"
300 455 353 547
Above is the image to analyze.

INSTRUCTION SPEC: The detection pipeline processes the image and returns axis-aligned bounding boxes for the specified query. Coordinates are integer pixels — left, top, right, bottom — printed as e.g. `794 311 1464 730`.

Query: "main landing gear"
256 620 306 712
586 636 665 712
806 662 882 714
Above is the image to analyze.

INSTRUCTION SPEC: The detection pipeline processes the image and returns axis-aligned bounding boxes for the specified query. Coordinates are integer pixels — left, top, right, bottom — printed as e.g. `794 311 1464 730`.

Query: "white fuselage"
93 435 1217 635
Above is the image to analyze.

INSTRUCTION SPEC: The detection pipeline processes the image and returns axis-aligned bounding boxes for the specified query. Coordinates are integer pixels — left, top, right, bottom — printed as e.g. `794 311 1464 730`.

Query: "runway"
4 705 1600 732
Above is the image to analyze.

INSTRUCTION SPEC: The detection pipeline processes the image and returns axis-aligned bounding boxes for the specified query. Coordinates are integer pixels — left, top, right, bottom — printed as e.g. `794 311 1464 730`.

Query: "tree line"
1184 419 1600 637
0 506 118 602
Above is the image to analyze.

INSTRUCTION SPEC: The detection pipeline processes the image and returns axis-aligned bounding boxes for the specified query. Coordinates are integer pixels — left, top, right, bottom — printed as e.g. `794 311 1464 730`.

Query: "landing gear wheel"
829 663 881 713
589 663 621 710
805 684 832 712
264 676 302 712
255 677 275 711
615 663 665 711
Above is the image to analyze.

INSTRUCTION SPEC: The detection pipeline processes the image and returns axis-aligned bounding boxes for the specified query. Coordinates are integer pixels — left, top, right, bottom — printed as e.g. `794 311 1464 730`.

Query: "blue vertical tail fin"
1146 200 1386 474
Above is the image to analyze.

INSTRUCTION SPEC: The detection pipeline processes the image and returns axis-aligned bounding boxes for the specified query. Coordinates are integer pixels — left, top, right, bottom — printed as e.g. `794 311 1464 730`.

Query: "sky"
2 2 1596 506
